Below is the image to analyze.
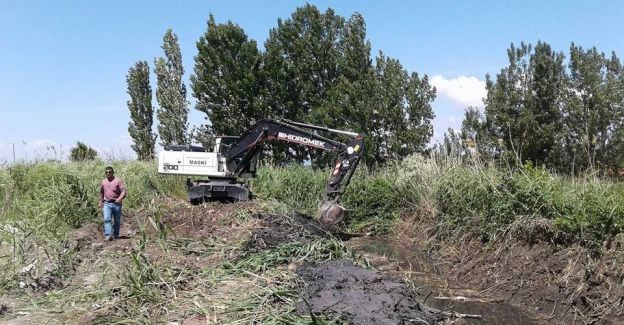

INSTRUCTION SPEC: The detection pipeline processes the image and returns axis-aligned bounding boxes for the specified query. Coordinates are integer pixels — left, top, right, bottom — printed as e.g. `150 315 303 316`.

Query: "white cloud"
431 75 486 108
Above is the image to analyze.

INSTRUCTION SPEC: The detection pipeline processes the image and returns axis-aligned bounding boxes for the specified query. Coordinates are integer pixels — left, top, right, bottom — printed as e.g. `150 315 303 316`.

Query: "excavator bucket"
319 201 345 225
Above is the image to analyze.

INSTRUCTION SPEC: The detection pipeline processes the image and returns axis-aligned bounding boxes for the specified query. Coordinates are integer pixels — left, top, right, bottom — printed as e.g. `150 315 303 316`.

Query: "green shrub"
69 141 98 161
342 171 401 233
555 181 624 248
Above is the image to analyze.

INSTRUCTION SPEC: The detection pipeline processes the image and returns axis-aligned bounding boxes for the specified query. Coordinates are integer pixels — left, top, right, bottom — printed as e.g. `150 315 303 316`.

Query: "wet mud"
297 259 443 324
244 211 330 250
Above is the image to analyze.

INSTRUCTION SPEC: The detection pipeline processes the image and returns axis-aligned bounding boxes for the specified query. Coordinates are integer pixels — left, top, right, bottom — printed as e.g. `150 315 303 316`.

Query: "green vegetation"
155 29 189 147
69 141 98 162
448 42 624 174
0 161 186 292
252 157 624 250
2 157 622 286
126 61 157 161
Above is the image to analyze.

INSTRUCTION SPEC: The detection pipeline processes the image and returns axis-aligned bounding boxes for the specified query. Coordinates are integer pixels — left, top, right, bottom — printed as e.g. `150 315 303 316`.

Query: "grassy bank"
2 157 623 246
3 157 622 251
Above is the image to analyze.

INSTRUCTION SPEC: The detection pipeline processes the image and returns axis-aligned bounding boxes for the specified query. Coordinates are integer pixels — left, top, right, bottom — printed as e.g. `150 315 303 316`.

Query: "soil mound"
297 260 443 324
244 211 330 250
158 201 259 240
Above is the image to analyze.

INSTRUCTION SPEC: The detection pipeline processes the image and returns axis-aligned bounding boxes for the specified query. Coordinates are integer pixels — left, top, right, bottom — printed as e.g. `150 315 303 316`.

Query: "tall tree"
314 12 376 165
127 61 156 160
155 29 189 146
396 71 436 157
484 41 566 168
262 5 345 163
191 14 263 140
368 53 436 165
565 44 624 172
263 5 344 121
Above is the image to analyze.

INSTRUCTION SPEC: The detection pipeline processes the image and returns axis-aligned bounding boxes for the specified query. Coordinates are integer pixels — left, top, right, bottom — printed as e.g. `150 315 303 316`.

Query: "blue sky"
1 0 623 163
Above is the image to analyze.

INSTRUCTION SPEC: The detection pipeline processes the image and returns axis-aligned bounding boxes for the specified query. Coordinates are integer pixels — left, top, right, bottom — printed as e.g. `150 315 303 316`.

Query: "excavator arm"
226 119 365 225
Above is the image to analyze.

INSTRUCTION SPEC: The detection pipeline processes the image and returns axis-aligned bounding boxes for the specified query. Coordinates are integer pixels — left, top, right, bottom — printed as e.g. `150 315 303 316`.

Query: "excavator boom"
224 119 364 224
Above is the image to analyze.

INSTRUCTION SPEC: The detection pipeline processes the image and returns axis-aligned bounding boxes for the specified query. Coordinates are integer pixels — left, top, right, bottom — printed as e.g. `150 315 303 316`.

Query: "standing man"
99 166 127 241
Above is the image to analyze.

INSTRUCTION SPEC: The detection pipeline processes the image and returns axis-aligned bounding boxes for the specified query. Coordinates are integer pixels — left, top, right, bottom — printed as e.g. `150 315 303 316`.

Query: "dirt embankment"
396 215 624 324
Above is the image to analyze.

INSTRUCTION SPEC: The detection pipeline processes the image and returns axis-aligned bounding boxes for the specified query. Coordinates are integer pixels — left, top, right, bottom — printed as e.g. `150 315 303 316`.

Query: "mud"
350 237 545 325
297 260 442 324
244 211 330 250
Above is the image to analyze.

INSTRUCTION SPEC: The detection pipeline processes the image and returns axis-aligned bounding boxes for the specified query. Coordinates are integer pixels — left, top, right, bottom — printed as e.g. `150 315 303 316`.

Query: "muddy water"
347 237 545 325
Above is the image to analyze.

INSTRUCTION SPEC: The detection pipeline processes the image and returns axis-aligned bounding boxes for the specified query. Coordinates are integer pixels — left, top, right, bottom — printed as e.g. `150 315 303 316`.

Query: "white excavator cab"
157 136 245 178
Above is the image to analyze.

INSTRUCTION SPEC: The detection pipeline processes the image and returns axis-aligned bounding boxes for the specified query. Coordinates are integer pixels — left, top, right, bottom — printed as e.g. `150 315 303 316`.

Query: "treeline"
126 5 436 167
444 42 624 175
126 4 624 175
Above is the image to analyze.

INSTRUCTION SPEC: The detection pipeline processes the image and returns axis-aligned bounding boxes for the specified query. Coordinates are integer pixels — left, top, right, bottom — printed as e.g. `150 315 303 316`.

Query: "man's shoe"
105 235 112 241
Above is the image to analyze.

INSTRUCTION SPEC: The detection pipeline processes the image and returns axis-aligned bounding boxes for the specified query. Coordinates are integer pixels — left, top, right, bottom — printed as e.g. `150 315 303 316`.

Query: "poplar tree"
565 44 624 172
484 42 566 168
262 5 345 163
127 61 156 160
155 29 189 147
191 14 263 139
368 53 435 165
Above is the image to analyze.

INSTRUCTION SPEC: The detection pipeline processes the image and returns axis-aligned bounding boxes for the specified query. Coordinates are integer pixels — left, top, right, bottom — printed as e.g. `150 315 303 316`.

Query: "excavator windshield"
215 136 239 155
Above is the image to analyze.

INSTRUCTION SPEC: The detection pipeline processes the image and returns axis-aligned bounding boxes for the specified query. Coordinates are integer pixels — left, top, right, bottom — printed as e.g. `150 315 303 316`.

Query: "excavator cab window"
216 136 239 155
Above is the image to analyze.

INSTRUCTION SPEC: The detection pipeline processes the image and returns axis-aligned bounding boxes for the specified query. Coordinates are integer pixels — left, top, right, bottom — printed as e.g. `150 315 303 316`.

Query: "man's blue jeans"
103 202 122 238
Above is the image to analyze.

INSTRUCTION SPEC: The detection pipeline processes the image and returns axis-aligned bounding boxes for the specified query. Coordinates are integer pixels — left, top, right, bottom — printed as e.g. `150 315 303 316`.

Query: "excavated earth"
386 215 624 325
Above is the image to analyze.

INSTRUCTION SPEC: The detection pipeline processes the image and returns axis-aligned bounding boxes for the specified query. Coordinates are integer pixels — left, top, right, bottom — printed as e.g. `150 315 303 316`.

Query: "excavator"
157 119 365 225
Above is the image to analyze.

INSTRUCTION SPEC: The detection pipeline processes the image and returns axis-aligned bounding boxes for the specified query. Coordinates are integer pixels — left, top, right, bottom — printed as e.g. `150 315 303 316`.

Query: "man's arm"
116 180 127 203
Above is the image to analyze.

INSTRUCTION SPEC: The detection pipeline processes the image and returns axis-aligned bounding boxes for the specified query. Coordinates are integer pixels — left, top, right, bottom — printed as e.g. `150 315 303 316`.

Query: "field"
0 158 623 324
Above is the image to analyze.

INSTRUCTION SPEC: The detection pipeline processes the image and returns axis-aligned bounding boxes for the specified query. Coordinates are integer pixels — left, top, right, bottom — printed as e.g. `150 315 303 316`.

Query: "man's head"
105 166 114 178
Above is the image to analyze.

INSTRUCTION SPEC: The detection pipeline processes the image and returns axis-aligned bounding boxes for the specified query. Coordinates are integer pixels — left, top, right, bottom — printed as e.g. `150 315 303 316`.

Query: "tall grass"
252 165 411 233
3 155 623 285
252 156 624 251
434 161 624 250
0 160 187 292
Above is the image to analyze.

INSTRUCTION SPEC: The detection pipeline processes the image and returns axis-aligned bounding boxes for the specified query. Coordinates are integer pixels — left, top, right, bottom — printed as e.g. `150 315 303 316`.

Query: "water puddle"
347 237 545 325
